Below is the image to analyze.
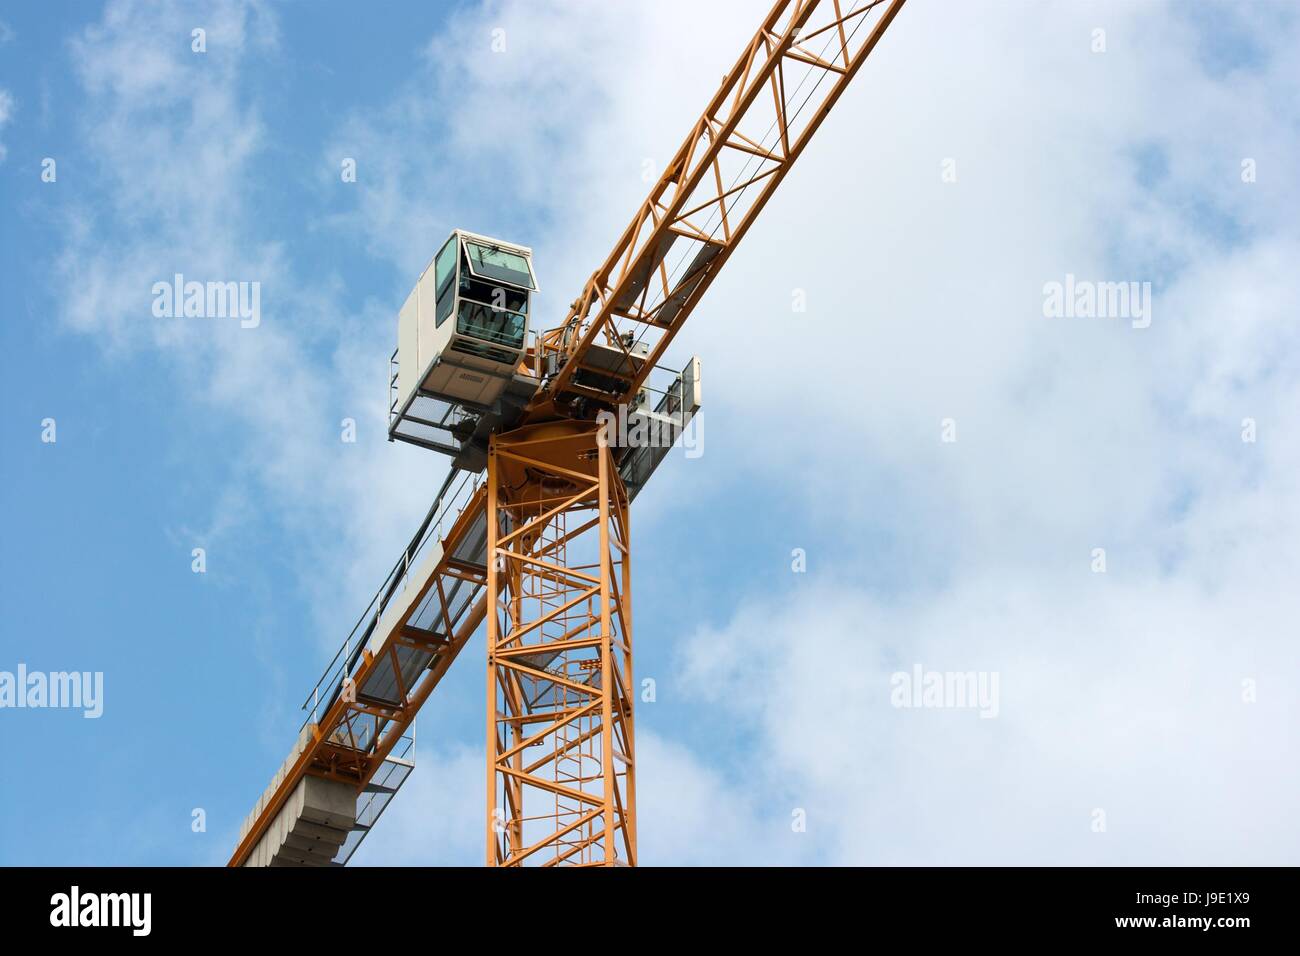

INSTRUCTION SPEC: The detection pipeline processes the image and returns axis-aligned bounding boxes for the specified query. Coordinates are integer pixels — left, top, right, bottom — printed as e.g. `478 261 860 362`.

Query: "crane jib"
538 0 909 413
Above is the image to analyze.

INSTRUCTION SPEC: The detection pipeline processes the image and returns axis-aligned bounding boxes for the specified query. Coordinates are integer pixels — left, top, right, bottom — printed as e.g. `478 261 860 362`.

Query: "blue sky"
1 0 1298 866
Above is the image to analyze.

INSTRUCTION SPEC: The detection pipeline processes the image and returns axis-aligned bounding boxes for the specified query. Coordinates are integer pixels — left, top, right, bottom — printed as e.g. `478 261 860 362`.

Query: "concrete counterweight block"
244 775 356 868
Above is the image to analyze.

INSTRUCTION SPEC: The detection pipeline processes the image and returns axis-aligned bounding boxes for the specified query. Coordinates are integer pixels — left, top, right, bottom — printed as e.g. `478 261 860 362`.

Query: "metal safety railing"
387 347 402 428
300 466 485 731
333 726 417 865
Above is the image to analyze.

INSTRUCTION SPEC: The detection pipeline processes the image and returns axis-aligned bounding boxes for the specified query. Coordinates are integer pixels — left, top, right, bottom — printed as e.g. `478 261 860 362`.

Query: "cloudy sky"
1 0 1297 866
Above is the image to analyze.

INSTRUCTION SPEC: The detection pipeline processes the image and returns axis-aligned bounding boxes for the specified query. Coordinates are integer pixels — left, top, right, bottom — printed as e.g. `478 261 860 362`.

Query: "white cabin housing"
388 230 540 469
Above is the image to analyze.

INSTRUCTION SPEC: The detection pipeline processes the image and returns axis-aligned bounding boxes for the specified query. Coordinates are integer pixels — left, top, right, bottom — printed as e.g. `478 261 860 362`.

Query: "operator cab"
388 230 540 470
407 230 535 405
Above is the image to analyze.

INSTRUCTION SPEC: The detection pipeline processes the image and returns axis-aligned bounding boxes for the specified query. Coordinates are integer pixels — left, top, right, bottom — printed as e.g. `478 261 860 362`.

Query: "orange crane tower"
230 0 907 868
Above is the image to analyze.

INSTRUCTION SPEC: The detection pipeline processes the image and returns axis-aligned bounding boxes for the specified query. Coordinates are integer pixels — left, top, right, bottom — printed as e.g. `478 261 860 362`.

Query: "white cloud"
54 0 444 646
349 742 483 866
353 729 796 867
677 575 1298 864
632 730 804 866
0 88 14 162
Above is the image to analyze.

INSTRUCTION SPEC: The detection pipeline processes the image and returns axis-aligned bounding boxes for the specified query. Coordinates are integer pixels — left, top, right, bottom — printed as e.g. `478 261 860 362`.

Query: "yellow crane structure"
230 0 907 868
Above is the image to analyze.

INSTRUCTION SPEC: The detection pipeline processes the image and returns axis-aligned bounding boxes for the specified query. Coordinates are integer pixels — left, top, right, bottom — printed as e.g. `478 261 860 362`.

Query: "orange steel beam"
486 423 636 865
227 488 490 867
533 0 908 415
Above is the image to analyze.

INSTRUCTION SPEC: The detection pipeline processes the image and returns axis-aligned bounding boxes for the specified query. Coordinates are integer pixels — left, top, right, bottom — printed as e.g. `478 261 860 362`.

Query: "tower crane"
230 0 907 868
